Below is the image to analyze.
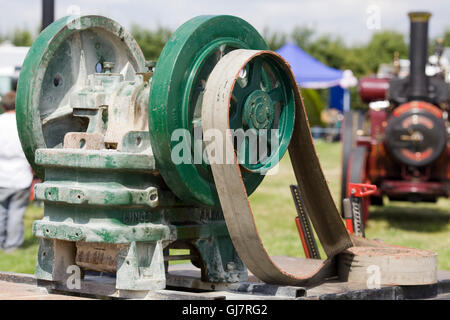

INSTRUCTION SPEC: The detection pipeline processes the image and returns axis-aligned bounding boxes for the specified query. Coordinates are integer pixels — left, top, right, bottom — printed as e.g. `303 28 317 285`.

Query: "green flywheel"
149 15 276 207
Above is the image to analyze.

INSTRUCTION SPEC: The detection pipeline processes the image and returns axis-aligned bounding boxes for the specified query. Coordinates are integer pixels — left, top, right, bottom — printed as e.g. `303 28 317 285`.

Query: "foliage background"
3 23 450 78
3 23 450 117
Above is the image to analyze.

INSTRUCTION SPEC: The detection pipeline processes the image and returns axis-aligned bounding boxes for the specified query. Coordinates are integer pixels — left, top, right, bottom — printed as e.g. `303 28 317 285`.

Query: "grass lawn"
249 140 450 270
0 203 42 273
0 141 448 274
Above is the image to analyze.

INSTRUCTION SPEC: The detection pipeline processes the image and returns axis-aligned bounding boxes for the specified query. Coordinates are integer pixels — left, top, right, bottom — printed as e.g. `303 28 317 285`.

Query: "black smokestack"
408 11 431 101
42 0 55 31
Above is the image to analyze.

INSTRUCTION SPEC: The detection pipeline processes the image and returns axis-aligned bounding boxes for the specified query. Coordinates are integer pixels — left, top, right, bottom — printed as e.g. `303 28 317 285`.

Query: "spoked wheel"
347 146 370 223
229 52 296 173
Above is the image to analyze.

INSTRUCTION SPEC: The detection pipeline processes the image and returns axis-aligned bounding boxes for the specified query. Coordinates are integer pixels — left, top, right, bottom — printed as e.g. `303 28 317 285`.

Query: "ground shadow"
369 201 450 232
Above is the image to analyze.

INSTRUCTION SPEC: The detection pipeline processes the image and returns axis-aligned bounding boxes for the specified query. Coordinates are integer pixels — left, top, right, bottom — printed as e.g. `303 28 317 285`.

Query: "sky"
0 0 449 45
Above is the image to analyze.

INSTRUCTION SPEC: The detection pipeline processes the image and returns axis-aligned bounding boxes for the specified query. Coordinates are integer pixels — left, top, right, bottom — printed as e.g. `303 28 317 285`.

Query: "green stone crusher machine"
15 15 437 297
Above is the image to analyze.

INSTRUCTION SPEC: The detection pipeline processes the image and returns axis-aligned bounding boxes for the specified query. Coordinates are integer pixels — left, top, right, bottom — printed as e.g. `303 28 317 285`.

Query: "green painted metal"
16 15 146 178
236 54 296 173
15 14 298 291
148 15 269 207
243 91 274 130
35 148 156 171
35 238 56 281
33 218 172 243
33 149 244 286
116 241 166 291
34 181 160 207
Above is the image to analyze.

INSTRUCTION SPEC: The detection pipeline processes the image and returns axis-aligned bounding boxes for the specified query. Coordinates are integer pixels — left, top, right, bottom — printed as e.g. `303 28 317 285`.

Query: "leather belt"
202 49 353 285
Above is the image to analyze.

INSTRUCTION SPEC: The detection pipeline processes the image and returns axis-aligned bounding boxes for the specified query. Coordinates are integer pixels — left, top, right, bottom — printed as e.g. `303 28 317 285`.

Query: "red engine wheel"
341 110 365 215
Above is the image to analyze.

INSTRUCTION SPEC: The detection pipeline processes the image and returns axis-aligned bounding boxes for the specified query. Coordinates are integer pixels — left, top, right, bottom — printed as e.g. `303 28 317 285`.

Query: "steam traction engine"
343 12 449 221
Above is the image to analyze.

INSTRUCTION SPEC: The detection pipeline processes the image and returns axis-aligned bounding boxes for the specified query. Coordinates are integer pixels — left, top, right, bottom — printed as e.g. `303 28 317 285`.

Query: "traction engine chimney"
408 11 431 101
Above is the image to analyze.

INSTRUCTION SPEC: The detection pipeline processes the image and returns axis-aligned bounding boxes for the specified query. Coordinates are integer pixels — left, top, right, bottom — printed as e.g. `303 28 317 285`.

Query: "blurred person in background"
0 91 32 253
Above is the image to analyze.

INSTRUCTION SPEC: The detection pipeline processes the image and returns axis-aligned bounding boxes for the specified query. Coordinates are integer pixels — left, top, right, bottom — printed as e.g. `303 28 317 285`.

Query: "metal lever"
290 185 321 259
346 183 377 237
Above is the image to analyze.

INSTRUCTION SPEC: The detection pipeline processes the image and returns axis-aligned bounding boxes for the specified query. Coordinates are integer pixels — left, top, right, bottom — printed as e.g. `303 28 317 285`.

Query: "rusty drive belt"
201 49 353 286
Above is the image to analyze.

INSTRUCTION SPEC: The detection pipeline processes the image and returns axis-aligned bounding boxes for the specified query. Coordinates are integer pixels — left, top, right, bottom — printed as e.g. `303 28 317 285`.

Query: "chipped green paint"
20 14 257 289
35 238 56 280
35 148 156 171
34 222 84 242
33 146 243 284
33 216 172 243
35 181 159 207
16 15 146 178
194 237 247 283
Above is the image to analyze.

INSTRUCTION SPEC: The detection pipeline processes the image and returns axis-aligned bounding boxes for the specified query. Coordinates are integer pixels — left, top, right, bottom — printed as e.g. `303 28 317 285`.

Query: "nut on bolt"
226 262 235 271
145 60 157 71
146 187 159 207
103 61 115 73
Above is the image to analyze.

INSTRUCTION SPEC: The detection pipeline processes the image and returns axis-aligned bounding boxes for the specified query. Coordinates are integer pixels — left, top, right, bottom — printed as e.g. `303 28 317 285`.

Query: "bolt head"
226 262 235 271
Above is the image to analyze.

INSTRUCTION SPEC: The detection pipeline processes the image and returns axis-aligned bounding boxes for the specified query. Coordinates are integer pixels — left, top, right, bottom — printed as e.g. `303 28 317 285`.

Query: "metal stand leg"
194 236 247 283
116 241 166 291
35 238 77 283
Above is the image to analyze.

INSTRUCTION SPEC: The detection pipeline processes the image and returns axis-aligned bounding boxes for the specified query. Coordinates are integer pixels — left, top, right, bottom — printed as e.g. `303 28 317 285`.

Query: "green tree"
301 88 324 127
12 29 33 46
306 35 348 68
441 29 450 47
262 27 287 51
0 33 7 44
363 31 408 73
131 25 172 60
291 25 314 50
429 29 450 56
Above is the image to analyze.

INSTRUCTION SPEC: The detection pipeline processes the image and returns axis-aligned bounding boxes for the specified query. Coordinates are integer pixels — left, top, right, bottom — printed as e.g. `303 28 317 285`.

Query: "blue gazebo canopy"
276 43 344 88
